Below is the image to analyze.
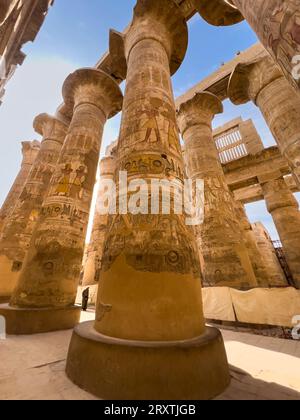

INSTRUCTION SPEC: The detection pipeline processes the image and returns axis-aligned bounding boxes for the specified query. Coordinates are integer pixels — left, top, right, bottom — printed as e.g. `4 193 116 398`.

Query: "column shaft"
232 0 300 91
82 155 116 286
10 69 123 309
234 201 271 287
0 115 68 300
178 93 257 289
0 140 40 232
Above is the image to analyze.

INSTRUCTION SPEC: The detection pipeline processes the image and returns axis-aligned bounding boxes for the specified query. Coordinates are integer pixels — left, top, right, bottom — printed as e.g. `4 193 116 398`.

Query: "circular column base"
66 321 230 400
0 303 81 335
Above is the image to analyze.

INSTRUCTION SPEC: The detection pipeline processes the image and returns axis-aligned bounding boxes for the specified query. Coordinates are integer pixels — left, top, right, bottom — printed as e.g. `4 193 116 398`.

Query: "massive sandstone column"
194 0 300 91
0 69 123 334
0 114 68 302
252 222 288 287
82 155 116 286
234 200 272 287
66 0 229 401
178 91 257 289
229 56 300 189
0 140 40 233
259 173 300 289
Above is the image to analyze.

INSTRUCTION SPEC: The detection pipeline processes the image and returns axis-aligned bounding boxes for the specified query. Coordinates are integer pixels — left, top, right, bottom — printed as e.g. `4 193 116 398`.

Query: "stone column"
1 69 123 335
229 56 300 189
234 200 271 287
252 222 288 287
194 0 300 91
178 91 257 289
0 114 68 302
0 140 40 232
66 0 229 401
82 155 116 286
259 172 300 289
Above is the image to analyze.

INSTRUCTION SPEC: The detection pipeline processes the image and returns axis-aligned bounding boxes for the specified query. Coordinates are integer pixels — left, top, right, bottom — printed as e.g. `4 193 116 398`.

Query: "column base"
0 303 81 335
66 321 230 400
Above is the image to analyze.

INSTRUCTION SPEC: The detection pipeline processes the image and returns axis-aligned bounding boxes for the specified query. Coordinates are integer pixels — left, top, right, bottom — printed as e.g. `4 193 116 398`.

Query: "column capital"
177 91 223 135
193 0 244 26
63 68 123 119
228 56 283 105
260 175 299 213
21 140 41 165
33 113 69 143
100 156 116 178
55 103 73 126
125 0 188 75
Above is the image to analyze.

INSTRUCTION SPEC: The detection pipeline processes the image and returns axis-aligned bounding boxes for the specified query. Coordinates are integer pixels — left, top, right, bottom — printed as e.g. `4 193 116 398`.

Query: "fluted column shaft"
10 69 123 309
0 140 40 232
260 175 300 289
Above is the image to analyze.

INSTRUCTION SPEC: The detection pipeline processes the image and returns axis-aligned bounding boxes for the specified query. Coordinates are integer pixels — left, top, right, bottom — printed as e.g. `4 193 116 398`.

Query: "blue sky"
0 0 299 240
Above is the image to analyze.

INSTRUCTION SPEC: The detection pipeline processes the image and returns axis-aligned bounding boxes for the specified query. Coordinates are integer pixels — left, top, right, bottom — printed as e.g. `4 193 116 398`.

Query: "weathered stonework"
7 69 122 322
178 92 257 289
195 0 300 91
82 155 116 287
0 140 40 233
66 0 229 401
229 56 300 189
259 173 300 289
0 113 68 302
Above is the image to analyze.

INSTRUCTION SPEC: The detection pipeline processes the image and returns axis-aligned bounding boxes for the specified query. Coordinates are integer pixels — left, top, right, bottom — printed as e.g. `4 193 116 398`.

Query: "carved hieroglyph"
96 0 206 342
178 92 257 289
10 69 123 309
0 140 40 232
260 173 300 289
229 56 300 189
82 155 116 286
0 114 68 300
194 0 300 91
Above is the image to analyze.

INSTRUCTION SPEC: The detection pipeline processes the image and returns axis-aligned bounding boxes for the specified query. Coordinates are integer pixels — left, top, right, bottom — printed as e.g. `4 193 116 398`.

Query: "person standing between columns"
0 69 123 335
259 172 300 289
178 91 257 289
194 0 300 92
82 154 116 287
0 114 69 303
66 0 229 401
0 140 40 233
228 56 300 189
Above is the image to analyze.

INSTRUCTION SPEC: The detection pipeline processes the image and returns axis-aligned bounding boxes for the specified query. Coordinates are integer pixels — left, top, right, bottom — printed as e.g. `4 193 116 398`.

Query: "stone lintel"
224 147 292 191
